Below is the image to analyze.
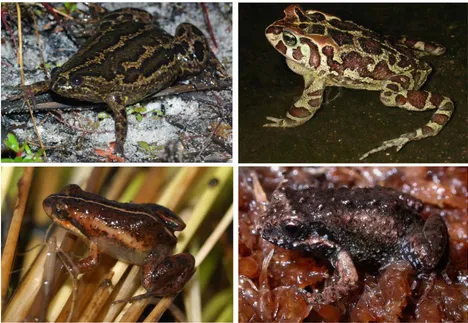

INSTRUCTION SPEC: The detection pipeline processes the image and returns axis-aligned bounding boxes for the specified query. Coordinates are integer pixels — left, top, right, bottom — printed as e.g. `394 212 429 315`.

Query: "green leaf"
97 112 110 120
64 3 77 13
136 114 143 122
4 133 20 152
23 142 32 155
137 141 151 151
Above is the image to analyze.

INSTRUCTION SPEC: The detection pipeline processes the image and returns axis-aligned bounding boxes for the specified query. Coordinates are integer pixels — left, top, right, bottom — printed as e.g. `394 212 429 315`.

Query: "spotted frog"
257 185 449 304
32 8 212 156
43 184 195 303
265 5 454 160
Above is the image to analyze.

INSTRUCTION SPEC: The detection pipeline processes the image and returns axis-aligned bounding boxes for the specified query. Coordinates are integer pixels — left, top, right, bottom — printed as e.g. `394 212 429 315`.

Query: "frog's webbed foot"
263 116 302 128
359 135 411 160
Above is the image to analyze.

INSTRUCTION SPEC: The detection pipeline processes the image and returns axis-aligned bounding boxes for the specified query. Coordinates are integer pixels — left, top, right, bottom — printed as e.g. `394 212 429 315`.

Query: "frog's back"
287 186 426 263
59 20 177 92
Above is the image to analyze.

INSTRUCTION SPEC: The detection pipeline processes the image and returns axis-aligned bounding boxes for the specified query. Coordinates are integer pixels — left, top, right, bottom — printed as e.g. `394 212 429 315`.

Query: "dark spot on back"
329 29 354 46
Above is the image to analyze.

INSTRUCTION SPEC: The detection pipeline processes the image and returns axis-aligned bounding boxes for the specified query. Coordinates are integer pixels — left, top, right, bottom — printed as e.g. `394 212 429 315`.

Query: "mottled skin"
48 8 210 155
43 184 195 303
257 185 448 304
264 5 454 160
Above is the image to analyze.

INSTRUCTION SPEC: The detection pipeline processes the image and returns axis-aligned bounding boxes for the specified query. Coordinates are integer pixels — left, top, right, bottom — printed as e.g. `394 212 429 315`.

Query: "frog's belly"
94 236 151 265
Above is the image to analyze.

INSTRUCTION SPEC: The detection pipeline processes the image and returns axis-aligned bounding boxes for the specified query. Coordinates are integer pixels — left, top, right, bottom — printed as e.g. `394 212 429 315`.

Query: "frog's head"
265 5 340 70
50 65 106 103
257 186 312 251
43 184 88 240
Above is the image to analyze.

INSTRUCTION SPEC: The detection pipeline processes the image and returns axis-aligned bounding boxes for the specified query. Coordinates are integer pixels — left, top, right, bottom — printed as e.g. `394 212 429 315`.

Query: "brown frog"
43 184 195 303
257 185 449 304
265 5 454 160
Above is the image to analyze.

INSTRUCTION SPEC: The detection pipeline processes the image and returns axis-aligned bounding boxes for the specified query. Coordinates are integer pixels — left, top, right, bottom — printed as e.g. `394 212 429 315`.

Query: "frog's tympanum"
264 5 454 159
257 185 449 304
43 8 212 155
43 184 195 303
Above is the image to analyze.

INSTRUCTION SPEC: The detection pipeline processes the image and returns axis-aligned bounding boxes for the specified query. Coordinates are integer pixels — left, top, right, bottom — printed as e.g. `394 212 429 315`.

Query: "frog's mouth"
51 76 73 94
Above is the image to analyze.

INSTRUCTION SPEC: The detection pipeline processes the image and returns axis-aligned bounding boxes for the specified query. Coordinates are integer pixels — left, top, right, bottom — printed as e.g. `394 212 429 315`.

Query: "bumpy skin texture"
264 5 454 160
258 185 449 304
50 8 210 155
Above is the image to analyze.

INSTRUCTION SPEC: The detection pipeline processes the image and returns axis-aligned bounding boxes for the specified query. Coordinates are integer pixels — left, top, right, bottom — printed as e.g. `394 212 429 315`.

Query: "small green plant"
2 133 44 162
97 112 111 120
127 105 147 122
63 3 77 14
137 141 164 158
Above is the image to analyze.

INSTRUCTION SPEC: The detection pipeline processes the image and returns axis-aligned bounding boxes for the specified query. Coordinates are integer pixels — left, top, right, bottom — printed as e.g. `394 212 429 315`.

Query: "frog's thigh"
141 253 195 295
401 215 448 271
104 94 128 155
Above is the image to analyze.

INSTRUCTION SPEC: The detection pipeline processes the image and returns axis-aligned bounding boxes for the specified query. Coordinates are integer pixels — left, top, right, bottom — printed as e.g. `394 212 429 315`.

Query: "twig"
1 9 18 56
195 119 221 160
201 3 218 50
40 2 61 24
31 10 48 76
49 112 109 135
16 3 47 159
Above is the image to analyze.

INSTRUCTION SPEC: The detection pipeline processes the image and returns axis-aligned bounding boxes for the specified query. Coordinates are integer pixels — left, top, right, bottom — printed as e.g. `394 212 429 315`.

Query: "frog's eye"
71 75 84 86
282 31 297 46
284 222 301 236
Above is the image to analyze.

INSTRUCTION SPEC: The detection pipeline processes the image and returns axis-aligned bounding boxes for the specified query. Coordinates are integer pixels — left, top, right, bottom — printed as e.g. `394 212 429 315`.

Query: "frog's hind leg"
264 78 325 128
113 253 195 304
393 36 446 57
401 215 449 271
360 75 454 160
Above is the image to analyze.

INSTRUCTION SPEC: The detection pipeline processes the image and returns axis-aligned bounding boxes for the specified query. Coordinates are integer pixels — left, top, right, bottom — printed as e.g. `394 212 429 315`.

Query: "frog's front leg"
113 252 195 304
264 75 325 128
75 241 101 273
299 239 358 305
104 94 128 156
360 75 454 160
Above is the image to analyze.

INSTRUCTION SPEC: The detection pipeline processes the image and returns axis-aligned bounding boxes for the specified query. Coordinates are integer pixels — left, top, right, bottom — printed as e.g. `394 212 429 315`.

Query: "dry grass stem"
195 204 233 266
1 167 34 310
15 4 46 158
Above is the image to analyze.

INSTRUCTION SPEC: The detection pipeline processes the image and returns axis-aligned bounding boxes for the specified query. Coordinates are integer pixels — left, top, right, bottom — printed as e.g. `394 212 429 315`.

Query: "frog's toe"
360 137 410 160
263 117 298 128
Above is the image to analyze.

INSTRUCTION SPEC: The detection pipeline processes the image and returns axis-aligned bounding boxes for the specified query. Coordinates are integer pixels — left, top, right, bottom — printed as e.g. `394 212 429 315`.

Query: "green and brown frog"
22 7 223 156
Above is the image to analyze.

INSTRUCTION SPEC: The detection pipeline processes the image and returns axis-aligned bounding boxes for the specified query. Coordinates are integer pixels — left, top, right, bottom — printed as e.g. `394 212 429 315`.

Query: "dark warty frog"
257 185 449 304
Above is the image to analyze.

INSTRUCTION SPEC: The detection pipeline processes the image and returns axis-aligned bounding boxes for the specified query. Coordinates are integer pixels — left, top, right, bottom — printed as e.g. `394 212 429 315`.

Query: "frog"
28 7 213 156
257 185 449 304
42 184 195 303
264 5 454 160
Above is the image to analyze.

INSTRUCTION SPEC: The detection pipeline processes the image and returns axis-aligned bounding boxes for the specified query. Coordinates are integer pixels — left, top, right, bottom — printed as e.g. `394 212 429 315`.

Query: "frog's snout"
51 76 67 93
43 197 53 217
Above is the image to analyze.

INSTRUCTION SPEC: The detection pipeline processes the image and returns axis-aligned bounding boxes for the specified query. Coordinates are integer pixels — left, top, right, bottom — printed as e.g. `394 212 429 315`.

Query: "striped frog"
32 8 211 156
